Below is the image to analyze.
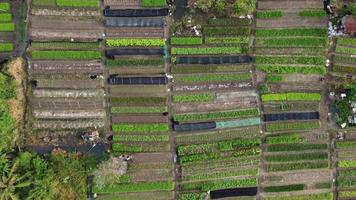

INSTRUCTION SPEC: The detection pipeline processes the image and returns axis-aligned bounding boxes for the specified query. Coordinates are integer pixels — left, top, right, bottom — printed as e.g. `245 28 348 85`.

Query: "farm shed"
105 18 166 27
103 8 169 17
108 76 168 85
210 187 258 199
105 48 164 57
263 112 320 122
176 55 252 64
345 15 356 34
174 121 216 132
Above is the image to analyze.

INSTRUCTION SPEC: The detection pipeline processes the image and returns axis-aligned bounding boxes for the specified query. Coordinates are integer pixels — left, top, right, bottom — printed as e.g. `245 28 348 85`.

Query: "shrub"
0 23 15 32
261 93 321 102
171 47 243 55
255 28 327 37
112 123 169 133
0 43 13 52
31 51 101 60
141 0 166 7
267 143 327 152
0 72 16 99
0 3 10 12
256 65 326 75
0 103 16 150
171 37 203 45
173 93 214 103
266 121 320 131
106 39 165 47
0 13 12 22
175 73 250 83
256 10 283 18
264 184 305 192
56 0 99 7
299 9 326 17
266 152 328 162
93 181 174 193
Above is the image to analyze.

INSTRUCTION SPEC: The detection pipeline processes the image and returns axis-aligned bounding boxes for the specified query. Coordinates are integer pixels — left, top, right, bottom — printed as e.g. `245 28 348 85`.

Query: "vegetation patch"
264 184 305 192
0 13 12 22
265 121 320 131
174 109 259 122
175 73 250 83
267 134 305 144
267 161 329 172
141 0 166 7
266 152 328 162
31 42 100 50
0 23 15 32
257 65 326 75
255 28 327 37
256 56 325 65
182 178 257 192
173 93 214 103
262 93 321 102
111 106 167 113
171 47 243 55
56 0 99 7
31 51 101 60
106 39 165 47
171 37 203 45
299 9 327 17
267 143 327 152
256 10 283 18
0 43 14 52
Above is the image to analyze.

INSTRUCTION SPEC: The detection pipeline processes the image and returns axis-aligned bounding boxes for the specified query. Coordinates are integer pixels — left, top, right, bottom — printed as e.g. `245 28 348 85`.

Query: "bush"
171 47 243 55
233 0 256 16
0 43 13 52
112 123 169 133
256 10 283 18
173 93 214 103
261 93 321 102
299 9 326 17
257 65 326 75
56 0 99 7
264 184 305 192
255 28 327 37
171 37 203 45
255 56 325 65
0 23 15 32
31 51 101 60
106 39 165 47
0 72 16 99
141 0 166 7
0 13 12 22
94 181 174 193
266 121 320 131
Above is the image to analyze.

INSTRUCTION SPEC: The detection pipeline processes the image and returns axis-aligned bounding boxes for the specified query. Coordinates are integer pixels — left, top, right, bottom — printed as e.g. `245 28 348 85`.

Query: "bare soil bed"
173 81 253 92
36 79 103 89
29 29 103 41
33 119 105 129
104 0 141 9
31 98 104 110
263 170 331 185
258 0 323 10
111 115 168 123
268 83 323 92
131 152 173 163
30 16 103 30
32 109 106 119
257 14 327 28
31 60 103 74
33 89 104 98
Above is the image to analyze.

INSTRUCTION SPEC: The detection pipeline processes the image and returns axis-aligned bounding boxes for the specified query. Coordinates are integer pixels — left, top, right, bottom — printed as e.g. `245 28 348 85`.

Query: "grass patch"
182 178 257 192
255 38 327 47
299 9 326 17
203 27 250 36
171 47 243 55
267 143 327 152
106 58 164 67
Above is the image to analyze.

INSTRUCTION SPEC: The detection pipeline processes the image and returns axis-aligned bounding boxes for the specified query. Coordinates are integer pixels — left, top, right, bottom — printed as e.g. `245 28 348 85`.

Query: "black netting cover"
174 121 216 132
105 48 164 57
104 8 169 17
176 56 251 64
108 75 167 85
105 18 166 27
210 187 257 199
264 112 320 122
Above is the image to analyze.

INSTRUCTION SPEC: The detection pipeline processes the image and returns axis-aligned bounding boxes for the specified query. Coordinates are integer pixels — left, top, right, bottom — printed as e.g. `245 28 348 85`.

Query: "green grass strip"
266 121 320 132
256 65 326 75
264 193 333 200
106 39 165 47
31 42 100 50
93 181 174 193
112 123 169 133
171 37 203 45
0 43 13 52
141 0 166 7
171 47 242 55
256 10 283 18
173 93 214 103
175 73 250 83
262 93 321 102
266 152 328 162
111 106 167 113
267 161 329 172
267 143 327 152
255 56 325 65
255 37 327 47
338 37 356 46
299 9 326 17
56 0 99 7
0 23 15 32
174 109 259 122
0 13 12 22
31 51 101 60
264 184 305 192
0 3 10 12
255 28 327 37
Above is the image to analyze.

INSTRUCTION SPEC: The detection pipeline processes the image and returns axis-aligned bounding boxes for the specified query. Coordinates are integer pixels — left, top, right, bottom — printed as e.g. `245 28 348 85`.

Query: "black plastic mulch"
108 76 167 85
173 121 216 132
210 187 258 199
263 112 320 122
105 48 164 57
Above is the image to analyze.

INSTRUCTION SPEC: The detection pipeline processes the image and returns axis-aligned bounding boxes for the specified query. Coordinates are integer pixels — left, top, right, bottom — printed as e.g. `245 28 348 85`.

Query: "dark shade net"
104 8 169 17
264 112 320 122
174 121 216 132
176 55 251 64
108 76 167 85
210 187 258 199
105 48 164 57
105 18 166 27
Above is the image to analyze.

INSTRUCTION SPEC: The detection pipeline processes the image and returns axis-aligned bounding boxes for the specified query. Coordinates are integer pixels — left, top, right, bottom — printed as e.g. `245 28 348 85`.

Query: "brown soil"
31 98 104 110
258 0 323 10
111 114 168 123
173 81 254 92
132 152 173 163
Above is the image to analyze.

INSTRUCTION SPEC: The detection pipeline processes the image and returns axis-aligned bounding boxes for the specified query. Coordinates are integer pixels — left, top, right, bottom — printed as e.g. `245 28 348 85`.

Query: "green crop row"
181 178 257 192
94 181 174 193
113 135 169 142
335 55 356 63
178 143 216 156
175 73 250 83
112 143 142 153
255 37 327 47
255 28 327 37
184 168 258 181
205 37 249 45
264 193 332 200
338 37 356 46
262 92 321 102
267 143 327 152
0 3 10 12
336 46 356 54
0 43 13 52
0 13 12 22
336 141 356 149
219 138 261 151
173 93 214 103
337 177 356 188
174 108 259 122
171 46 243 55
106 39 165 47
339 169 356 177
299 9 326 17
106 58 164 67
266 75 283 82
266 152 328 162
333 65 356 73
172 65 250 74
0 22 15 32
256 55 325 65
111 97 166 106
31 42 100 50
203 27 250 36
267 161 329 172
256 10 283 18
112 123 169 133
338 160 356 168
141 0 166 7
171 37 203 45
111 106 167 113
267 134 305 145
257 65 326 75
208 18 251 26
178 193 205 200
339 191 356 198
266 121 320 131
56 0 99 7
31 50 101 60
264 184 305 192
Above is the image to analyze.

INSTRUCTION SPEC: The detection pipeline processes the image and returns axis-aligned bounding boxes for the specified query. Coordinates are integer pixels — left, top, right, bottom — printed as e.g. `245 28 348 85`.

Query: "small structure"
345 16 356 35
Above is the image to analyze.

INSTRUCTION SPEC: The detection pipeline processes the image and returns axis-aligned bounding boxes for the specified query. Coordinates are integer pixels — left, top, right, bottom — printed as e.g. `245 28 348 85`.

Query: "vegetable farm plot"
332 37 356 77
